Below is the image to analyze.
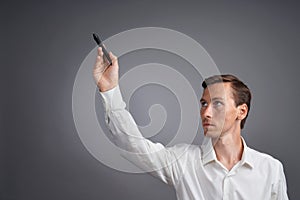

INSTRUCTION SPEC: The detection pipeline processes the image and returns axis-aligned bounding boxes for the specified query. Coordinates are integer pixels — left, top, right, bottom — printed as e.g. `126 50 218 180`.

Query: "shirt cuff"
99 85 126 111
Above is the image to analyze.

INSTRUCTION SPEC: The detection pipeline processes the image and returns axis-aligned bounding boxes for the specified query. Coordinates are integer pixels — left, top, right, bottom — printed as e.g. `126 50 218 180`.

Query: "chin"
204 130 221 139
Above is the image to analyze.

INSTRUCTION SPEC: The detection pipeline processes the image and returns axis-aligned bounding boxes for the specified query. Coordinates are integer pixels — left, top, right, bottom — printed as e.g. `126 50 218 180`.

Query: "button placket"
223 176 229 200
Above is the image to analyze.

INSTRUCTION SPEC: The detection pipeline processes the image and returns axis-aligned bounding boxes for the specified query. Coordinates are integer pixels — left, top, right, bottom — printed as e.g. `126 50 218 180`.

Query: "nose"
201 104 213 119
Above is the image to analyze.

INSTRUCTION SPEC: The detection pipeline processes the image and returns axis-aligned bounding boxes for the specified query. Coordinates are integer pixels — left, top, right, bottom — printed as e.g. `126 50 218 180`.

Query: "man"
93 47 289 200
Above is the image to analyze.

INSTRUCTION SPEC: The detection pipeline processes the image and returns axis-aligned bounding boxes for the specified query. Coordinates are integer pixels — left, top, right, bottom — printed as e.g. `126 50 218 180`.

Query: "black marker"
92 33 112 66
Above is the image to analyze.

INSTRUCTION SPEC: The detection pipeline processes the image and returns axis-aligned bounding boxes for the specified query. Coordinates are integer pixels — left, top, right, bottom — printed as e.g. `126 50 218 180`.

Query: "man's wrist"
99 85 126 111
99 84 118 92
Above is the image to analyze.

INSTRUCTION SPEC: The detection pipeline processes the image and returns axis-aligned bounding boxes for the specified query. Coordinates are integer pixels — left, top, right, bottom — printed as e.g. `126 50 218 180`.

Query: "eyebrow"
200 97 225 102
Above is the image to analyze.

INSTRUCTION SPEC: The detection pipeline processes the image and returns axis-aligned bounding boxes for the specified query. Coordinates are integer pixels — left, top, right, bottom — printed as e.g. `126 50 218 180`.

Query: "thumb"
109 52 118 63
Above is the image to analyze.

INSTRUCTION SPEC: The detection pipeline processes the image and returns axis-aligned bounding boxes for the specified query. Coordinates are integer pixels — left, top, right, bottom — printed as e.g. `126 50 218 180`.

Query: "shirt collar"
201 136 254 169
200 136 217 165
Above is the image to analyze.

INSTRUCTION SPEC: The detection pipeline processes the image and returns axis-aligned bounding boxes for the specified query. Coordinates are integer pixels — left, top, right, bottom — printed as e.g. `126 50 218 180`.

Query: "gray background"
2 0 300 199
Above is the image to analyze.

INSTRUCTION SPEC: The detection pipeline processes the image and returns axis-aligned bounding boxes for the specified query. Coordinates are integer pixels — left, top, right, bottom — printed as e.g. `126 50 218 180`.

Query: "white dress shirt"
100 85 289 200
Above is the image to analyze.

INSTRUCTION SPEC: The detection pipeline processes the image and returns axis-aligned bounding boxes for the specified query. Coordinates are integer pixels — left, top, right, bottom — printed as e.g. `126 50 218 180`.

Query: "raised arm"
93 47 189 186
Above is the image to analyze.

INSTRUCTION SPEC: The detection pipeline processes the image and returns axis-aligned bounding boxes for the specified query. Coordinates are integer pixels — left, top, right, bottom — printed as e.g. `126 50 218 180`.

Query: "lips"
202 122 214 127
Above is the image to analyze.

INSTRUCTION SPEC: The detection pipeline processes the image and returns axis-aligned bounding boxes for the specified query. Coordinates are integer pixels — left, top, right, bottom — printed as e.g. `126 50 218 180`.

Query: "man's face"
200 83 242 138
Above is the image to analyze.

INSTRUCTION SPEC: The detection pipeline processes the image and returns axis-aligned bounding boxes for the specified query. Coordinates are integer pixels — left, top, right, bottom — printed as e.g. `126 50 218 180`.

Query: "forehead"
202 82 233 100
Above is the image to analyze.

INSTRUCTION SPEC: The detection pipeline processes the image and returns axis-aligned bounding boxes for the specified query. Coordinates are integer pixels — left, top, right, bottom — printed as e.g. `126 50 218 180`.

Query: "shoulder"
166 143 201 158
247 147 284 170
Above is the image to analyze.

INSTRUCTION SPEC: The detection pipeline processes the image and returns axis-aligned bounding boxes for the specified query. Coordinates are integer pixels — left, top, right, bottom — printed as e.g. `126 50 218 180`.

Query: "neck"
212 132 243 171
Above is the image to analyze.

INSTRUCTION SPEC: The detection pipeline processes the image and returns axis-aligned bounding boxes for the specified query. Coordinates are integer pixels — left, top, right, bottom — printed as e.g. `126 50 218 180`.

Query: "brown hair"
202 74 251 129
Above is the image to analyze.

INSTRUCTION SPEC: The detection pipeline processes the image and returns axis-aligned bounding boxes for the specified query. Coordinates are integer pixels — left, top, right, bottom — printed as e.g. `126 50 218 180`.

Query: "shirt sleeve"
99 85 188 186
271 161 289 200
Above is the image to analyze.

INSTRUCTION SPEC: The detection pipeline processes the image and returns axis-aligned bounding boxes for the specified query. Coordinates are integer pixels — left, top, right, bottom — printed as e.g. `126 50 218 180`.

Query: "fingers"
94 47 105 73
94 56 103 70
95 47 118 70
109 52 118 65
96 47 104 64
97 47 104 58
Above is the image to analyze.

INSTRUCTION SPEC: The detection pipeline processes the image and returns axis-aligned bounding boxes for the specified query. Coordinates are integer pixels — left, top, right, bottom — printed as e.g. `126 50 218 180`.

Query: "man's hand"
93 47 119 92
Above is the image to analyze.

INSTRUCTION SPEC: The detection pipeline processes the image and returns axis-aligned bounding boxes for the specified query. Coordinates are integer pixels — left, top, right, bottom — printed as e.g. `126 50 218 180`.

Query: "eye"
200 101 208 108
213 100 223 107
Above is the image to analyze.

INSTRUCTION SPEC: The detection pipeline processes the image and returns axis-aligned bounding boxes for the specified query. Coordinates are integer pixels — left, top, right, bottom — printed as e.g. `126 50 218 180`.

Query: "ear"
237 103 248 120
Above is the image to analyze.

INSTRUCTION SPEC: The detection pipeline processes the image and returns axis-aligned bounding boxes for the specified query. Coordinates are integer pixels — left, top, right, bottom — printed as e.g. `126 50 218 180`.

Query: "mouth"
202 122 214 127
